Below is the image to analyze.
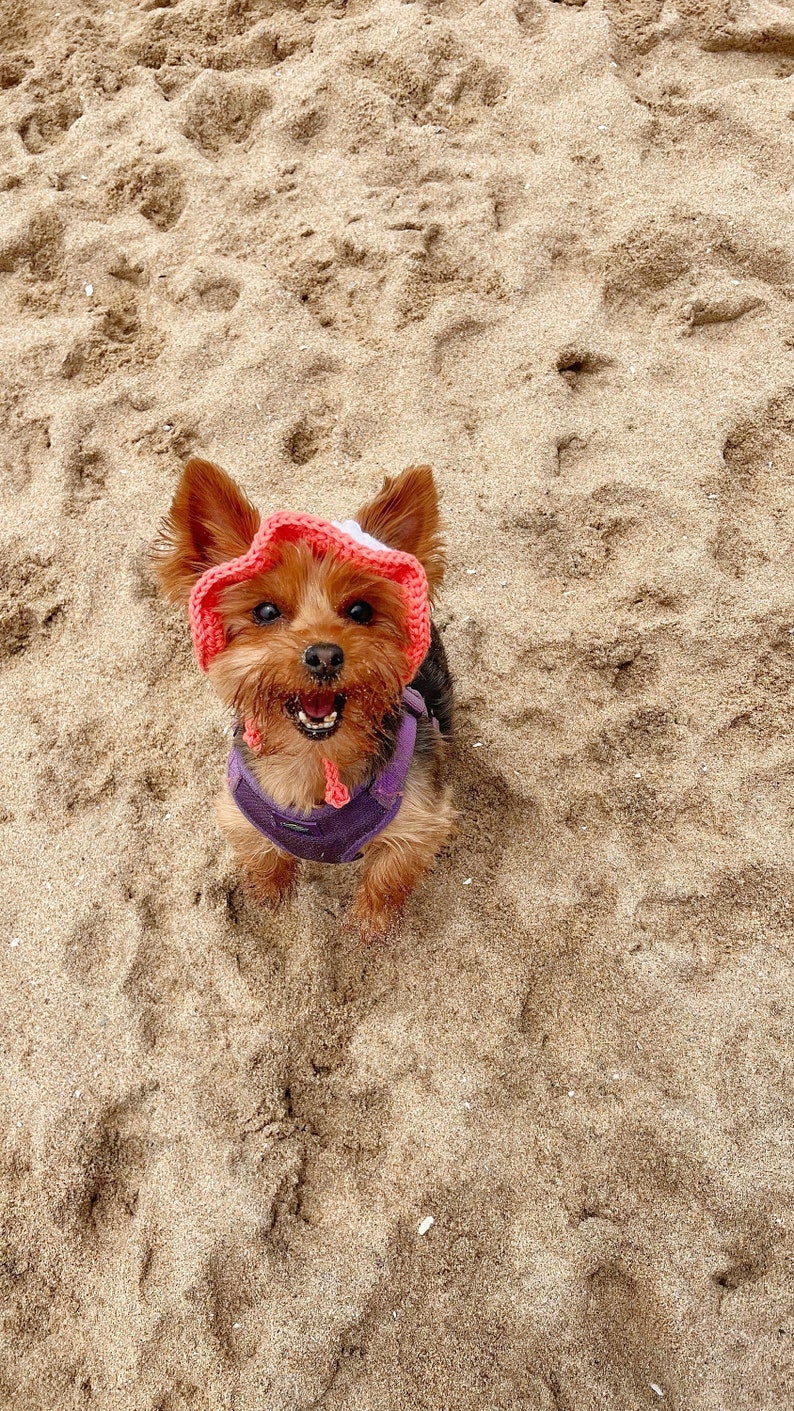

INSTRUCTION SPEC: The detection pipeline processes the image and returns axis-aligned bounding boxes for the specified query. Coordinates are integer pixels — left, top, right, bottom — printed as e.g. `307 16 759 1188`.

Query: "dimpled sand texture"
1 1 794 1408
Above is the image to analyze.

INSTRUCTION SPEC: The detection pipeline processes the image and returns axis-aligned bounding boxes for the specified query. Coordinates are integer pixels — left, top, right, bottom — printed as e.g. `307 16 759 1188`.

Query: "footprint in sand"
169 266 241 312
0 546 64 662
285 414 333 466
62 443 108 516
195 276 240 312
122 892 186 1052
580 1261 678 1407
60 293 165 386
18 93 82 153
64 902 118 987
0 414 51 496
556 347 612 388
554 431 589 474
46 1089 156 1241
679 282 764 335
712 392 794 578
33 709 119 818
108 158 187 232
359 22 506 130
510 484 642 581
0 205 65 282
708 0 794 53
178 72 272 155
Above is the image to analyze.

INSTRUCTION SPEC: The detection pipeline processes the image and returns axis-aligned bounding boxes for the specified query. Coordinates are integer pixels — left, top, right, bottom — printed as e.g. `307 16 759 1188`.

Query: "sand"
1 0 794 1405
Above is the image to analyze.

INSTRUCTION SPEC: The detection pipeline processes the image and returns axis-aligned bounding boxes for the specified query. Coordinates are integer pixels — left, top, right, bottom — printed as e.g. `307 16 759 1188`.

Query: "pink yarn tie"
323 759 350 808
243 718 349 807
243 718 263 752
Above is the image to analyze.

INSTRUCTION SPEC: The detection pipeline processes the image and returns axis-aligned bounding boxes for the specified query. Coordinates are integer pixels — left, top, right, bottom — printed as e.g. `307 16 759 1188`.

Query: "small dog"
153 458 454 940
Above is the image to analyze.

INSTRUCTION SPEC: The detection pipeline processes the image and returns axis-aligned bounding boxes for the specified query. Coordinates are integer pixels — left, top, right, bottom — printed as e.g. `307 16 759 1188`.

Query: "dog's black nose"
304 642 344 677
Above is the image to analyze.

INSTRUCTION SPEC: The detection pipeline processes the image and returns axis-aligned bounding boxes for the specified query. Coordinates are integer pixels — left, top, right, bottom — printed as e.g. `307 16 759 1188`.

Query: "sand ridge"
1 0 794 1406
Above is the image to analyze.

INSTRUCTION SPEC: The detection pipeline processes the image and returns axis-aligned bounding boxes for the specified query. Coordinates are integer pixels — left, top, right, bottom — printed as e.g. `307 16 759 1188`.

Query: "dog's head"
152 458 444 766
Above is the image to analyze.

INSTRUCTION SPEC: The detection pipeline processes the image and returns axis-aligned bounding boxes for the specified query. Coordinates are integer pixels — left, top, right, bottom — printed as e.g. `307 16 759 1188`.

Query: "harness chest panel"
227 688 427 864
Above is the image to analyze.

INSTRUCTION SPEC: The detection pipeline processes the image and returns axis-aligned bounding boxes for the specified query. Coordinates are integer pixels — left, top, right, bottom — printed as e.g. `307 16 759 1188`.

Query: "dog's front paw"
243 853 297 909
243 878 291 909
352 898 400 948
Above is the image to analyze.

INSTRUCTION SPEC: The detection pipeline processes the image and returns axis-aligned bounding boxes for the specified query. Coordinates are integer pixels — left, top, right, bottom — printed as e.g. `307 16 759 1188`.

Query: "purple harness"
227 687 429 864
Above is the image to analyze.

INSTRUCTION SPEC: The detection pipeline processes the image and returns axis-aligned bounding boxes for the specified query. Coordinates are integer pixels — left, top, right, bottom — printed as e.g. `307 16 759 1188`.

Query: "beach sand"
1 0 794 1405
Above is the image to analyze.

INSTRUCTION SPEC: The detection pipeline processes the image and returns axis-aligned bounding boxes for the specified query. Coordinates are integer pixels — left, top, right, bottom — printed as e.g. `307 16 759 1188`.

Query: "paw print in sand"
108 159 187 232
18 92 82 154
0 546 65 663
179 72 272 155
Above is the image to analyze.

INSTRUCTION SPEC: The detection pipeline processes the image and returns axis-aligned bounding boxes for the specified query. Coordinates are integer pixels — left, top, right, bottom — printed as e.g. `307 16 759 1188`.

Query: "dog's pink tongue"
300 689 336 720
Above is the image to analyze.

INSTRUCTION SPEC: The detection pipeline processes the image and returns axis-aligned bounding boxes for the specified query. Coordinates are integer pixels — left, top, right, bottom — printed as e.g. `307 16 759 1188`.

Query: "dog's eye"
252 602 281 624
346 601 373 624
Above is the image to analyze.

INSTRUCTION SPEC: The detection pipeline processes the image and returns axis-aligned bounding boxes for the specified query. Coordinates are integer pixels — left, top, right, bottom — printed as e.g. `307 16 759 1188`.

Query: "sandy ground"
1 0 794 1406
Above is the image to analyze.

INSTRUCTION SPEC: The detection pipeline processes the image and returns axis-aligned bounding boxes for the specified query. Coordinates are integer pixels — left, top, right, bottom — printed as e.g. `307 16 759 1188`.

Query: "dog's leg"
217 789 297 905
353 780 454 943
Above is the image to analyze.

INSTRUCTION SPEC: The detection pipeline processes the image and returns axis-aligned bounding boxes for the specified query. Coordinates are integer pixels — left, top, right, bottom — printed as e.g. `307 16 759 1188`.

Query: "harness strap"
227 687 428 864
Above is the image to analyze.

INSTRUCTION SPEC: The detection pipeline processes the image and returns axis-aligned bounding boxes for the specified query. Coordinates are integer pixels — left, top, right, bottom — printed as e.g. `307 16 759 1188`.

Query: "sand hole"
197 278 240 312
110 160 187 232
285 419 328 465
556 350 609 386
19 95 82 153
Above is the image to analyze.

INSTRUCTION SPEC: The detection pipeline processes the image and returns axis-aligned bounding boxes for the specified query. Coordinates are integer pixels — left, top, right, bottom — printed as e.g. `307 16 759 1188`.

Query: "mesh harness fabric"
227 687 429 864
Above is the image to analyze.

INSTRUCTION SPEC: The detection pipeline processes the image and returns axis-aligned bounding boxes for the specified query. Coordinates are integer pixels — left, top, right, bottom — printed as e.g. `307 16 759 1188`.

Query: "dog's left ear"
357 464 446 597
152 457 260 606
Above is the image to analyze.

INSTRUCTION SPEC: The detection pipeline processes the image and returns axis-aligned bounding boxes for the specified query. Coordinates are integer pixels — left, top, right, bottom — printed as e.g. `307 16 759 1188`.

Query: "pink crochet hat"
189 510 431 680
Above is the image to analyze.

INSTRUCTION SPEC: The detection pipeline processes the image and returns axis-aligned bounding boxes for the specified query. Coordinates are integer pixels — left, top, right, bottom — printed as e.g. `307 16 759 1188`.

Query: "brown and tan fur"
153 458 454 943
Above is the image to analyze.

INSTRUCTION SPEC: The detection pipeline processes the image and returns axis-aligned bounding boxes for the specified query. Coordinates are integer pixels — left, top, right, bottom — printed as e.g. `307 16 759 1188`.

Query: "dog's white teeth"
297 707 337 730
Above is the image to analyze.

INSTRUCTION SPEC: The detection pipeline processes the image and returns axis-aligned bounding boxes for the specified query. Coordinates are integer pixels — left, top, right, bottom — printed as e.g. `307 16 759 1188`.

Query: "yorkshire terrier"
153 458 454 941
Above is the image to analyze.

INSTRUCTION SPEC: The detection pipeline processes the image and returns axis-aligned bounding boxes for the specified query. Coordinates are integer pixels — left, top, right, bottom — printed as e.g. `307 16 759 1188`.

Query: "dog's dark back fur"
412 622 454 738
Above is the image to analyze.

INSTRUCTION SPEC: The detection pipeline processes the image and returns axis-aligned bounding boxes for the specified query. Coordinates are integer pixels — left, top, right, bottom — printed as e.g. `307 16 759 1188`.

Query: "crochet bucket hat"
188 511 431 806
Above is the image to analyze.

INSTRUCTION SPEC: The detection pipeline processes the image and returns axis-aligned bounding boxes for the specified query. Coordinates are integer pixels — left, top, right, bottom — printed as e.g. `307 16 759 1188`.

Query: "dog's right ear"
356 464 446 598
151 458 260 606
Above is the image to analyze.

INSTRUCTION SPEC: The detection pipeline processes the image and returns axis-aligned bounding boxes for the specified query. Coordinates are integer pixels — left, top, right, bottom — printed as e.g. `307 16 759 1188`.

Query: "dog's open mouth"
287 690 345 740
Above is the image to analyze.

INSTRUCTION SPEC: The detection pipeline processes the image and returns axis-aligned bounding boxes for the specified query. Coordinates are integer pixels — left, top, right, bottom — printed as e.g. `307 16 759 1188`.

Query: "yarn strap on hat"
242 716 350 806
242 718 263 752
323 759 350 808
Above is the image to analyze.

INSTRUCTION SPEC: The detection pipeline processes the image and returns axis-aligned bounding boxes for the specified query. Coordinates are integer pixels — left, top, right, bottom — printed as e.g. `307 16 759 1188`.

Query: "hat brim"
189 511 431 680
